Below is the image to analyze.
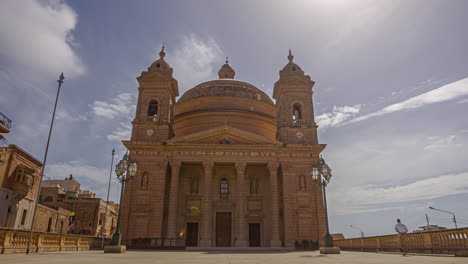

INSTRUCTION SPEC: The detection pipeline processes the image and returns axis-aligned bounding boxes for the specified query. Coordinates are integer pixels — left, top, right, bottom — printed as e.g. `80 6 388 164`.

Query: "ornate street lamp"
311 156 334 248
110 152 137 247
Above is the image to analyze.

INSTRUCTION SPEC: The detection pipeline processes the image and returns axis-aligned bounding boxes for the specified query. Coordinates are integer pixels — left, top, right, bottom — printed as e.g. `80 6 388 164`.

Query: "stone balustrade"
334 228 468 257
0 227 109 254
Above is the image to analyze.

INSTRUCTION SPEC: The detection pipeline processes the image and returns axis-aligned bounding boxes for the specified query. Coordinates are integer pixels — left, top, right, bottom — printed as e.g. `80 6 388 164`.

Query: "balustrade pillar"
166 161 181 241
200 161 214 247
235 162 248 247
268 161 282 247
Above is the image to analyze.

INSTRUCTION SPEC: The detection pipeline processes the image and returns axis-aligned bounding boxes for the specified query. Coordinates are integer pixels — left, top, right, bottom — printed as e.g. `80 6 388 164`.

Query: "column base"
235 239 249 247
270 239 282 247
285 239 296 248
199 239 212 247
104 245 126 253
319 247 341 254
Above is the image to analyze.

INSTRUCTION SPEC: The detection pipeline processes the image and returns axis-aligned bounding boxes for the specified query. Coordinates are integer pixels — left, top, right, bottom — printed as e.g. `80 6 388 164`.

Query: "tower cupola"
147 46 174 77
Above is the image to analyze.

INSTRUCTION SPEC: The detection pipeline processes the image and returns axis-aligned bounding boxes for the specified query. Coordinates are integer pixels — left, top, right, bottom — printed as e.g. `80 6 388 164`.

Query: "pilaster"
166 161 181 239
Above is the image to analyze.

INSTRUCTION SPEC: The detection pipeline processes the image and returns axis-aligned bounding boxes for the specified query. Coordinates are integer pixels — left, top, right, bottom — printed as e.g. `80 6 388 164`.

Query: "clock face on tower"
146 129 154 136
296 131 304 139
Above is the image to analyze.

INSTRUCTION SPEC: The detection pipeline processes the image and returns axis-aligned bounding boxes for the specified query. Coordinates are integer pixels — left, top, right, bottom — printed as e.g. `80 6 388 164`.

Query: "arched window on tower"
220 177 229 199
147 100 158 122
292 103 302 124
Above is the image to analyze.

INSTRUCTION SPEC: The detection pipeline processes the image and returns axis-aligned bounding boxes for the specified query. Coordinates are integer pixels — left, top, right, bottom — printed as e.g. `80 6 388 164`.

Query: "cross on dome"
288 49 294 62
159 45 166 59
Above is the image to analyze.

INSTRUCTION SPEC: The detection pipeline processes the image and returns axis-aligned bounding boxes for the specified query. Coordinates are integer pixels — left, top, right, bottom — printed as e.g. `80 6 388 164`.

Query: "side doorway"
186 222 199 247
249 223 261 247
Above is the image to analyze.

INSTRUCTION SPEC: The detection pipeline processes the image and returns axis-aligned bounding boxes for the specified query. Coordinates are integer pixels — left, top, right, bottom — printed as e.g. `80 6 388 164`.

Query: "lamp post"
429 206 457 229
311 156 334 248
110 152 137 247
101 149 115 249
350 225 364 238
26 73 65 254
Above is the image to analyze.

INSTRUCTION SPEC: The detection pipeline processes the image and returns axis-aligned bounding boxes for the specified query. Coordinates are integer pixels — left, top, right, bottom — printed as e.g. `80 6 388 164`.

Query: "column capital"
235 161 247 174
267 161 280 171
202 161 214 168
170 160 182 168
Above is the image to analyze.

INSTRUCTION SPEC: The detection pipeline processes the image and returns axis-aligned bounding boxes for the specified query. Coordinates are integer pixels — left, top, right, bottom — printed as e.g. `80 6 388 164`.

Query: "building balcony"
0 111 12 134
146 115 158 123
12 175 33 199
291 119 304 125
11 167 35 200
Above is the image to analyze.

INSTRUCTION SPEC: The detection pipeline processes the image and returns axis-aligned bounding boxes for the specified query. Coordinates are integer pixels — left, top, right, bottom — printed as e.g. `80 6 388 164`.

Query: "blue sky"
1 0 468 238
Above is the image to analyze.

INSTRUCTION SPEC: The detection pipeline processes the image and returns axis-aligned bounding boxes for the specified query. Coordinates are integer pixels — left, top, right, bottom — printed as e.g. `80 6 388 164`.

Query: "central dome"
178 79 274 105
174 76 277 140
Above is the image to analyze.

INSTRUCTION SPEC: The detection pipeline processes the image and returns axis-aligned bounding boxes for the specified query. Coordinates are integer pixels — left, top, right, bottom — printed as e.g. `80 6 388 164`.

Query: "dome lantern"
218 57 235 79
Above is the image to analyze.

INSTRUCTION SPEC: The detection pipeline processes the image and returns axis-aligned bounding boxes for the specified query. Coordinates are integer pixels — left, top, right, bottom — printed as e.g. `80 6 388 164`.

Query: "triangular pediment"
167 125 282 145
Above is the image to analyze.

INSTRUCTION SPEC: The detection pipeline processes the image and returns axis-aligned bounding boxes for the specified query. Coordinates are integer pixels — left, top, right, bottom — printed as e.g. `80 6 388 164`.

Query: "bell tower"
131 46 179 142
273 50 318 145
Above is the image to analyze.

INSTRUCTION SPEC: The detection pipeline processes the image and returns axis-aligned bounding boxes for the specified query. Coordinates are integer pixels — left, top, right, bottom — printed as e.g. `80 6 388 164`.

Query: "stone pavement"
0 250 466 264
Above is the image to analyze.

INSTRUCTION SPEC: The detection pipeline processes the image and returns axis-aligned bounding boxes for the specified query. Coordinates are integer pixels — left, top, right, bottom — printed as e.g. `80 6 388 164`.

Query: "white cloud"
107 122 132 142
457 98 468 104
424 135 460 150
344 77 468 125
46 162 109 185
0 0 85 78
170 34 223 93
90 93 135 119
56 109 87 122
333 172 468 215
45 161 120 202
316 104 362 129
325 128 468 216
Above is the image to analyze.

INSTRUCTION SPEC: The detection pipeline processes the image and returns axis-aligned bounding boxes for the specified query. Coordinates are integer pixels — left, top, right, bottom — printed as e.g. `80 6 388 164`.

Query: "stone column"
235 162 248 247
166 161 181 241
268 161 282 247
200 161 214 247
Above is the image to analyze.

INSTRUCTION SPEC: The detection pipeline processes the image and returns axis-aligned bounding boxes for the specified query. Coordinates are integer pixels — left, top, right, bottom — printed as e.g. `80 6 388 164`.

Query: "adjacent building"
0 144 42 230
33 204 71 233
40 176 119 237
120 48 327 248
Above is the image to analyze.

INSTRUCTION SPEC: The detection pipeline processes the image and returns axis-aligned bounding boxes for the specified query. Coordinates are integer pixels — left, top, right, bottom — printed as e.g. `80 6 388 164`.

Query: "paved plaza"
0 250 466 264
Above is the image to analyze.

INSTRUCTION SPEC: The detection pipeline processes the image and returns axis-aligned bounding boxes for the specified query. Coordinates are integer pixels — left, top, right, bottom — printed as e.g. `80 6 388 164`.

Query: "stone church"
120 47 327 248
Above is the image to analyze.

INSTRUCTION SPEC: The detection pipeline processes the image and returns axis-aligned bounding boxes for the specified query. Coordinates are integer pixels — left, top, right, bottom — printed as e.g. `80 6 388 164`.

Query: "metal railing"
0 112 12 129
0 135 7 147
334 228 468 257
123 237 185 249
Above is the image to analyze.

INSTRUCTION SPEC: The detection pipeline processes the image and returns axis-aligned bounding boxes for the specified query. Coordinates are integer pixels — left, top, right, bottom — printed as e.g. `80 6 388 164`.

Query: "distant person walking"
395 219 408 256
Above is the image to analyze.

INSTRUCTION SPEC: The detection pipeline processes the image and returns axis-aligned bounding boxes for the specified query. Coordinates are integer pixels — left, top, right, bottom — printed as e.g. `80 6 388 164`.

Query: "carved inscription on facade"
175 151 275 157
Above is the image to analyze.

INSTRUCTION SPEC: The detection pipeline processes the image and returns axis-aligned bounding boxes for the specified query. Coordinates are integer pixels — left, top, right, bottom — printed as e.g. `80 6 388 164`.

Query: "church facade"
120 47 327 248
